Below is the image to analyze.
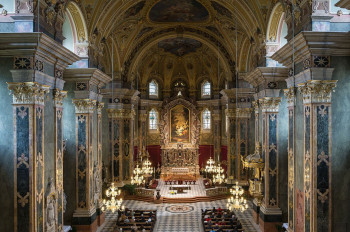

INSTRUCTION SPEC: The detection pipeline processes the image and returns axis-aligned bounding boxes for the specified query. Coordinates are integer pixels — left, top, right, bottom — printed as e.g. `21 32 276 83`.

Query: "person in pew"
209 229 215 232
124 217 130 223
147 217 152 223
131 210 135 217
223 212 228 218
140 225 146 232
236 221 242 230
204 214 210 219
130 216 135 223
131 223 138 232
210 213 215 218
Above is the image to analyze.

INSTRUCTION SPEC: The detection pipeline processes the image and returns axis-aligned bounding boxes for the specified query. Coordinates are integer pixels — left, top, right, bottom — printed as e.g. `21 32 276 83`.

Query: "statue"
45 178 57 232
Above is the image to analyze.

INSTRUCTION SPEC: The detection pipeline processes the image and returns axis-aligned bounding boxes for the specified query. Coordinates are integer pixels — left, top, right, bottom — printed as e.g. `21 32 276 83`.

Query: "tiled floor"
158 178 207 198
98 200 261 232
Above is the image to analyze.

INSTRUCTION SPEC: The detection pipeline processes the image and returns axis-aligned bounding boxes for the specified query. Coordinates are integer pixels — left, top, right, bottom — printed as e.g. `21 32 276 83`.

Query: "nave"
98 200 260 232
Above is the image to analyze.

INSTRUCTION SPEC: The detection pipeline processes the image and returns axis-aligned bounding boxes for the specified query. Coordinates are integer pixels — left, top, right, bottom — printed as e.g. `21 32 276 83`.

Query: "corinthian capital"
53 89 67 108
107 109 135 119
297 80 337 104
283 87 296 107
7 82 50 105
259 97 282 113
96 102 105 115
72 99 96 114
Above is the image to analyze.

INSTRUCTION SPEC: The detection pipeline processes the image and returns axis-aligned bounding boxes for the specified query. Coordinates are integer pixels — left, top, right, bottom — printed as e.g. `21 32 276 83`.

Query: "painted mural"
124 1 146 18
149 0 209 22
158 38 202 57
170 105 190 143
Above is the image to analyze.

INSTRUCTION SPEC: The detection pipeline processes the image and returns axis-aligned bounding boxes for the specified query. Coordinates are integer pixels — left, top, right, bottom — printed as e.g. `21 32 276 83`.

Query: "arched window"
202 109 211 130
149 109 158 130
149 80 158 97
201 81 211 97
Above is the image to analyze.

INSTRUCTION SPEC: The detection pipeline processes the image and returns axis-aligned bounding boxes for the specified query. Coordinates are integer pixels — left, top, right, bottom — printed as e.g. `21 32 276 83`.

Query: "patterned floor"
158 178 206 198
98 200 261 232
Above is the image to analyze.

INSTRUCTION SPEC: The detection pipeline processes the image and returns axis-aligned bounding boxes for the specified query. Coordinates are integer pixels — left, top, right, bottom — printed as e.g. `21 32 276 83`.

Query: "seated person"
147 217 152 223
124 217 130 223
140 225 146 232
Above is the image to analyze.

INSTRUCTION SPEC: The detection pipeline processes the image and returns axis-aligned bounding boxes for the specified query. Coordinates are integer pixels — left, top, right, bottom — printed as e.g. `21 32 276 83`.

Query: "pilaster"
95 102 104 226
259 97 283 232
212 112 221 163
53 89 67 232
72 99 97 232
8 82 50 232
298 80 337 232
107 108 136 181
284 87 296 232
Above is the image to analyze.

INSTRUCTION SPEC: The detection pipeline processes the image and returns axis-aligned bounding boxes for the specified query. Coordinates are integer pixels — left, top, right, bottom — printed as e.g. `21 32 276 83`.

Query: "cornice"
244 67 288 88
64 68 112 88
271 31 350 67
0 33 80 69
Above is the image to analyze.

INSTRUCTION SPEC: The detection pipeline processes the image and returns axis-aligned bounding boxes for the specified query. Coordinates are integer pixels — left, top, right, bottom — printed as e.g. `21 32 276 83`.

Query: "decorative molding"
244 67 288 88
72 99 96 114
96 102 105 115
107 108 135 119
284 87 296 107
53 89 67 108
7 82 50 105
259 97 282 113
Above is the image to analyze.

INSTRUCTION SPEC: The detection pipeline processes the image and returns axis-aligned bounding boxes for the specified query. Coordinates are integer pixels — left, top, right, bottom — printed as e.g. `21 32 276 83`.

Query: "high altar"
159 96 201 180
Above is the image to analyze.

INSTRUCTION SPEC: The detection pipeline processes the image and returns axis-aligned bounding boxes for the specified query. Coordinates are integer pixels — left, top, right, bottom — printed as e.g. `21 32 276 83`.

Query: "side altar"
159 96 201 180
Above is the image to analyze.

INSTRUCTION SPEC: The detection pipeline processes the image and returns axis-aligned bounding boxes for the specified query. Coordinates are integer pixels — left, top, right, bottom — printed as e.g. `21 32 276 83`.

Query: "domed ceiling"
158 38 202 57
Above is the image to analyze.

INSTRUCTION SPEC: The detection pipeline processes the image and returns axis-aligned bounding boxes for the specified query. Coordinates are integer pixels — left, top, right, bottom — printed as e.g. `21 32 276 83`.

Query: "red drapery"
146 145 162 166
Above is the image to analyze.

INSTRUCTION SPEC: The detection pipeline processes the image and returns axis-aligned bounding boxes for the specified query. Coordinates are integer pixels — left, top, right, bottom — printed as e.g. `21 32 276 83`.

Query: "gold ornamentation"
317 189 329 204
17 192 30 207
298 80 337 104
8 82 50 105
317 151 329 166
53 89 67 108
72 99 96 114
96 102 105 115
107 109 135 119
284 87 296 107
259 97 281 112
17 153 29 168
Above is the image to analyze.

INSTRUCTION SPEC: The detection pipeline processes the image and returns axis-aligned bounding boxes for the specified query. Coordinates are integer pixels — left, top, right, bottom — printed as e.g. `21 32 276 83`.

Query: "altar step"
124 195 155 203
162 195 229 204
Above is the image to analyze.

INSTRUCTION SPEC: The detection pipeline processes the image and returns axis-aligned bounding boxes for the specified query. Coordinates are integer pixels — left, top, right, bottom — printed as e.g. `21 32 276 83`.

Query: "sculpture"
45 178 57 232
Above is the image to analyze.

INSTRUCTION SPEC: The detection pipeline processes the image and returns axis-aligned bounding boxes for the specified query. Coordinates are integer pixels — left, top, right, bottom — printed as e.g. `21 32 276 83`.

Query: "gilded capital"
298 80 337 104
53 89 67 108
7 82 50 105
72 99 96 114
107 108 135 119
259 97 282 113
225 108 253 118
96 102 105 115
139 113 148 122
283 87 296 107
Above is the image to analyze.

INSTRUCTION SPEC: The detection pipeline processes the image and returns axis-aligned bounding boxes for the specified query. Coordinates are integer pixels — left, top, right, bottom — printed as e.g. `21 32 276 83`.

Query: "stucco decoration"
158 38 202 57
149 0 209 22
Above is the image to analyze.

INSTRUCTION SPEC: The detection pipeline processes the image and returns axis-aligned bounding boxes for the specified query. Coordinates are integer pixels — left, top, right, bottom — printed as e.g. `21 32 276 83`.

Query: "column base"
252 199 260 225
259 205 282 232
96 208 105 226
72 210 98 232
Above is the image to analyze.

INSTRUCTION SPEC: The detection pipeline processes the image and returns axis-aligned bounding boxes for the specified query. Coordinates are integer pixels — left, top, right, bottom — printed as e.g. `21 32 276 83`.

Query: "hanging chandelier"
141 150 153 176
213 162 227 184
205 157 216 173
227 181 248 212
102 182 124 213
131 163 144 185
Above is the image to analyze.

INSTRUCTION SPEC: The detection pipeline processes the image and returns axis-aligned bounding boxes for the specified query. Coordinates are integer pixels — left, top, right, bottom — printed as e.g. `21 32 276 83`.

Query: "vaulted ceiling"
74 0 280 89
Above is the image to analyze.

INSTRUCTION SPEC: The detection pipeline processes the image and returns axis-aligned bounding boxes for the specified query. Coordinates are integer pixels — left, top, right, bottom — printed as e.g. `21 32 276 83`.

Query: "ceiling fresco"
149 0 209 22
158 38 202 57
124 1 146 18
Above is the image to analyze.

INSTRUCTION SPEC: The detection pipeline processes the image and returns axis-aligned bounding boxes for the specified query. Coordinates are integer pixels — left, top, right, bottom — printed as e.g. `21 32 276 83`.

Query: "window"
149 109 158 130
202 81 211 97
202 109 211 130
149 80 158 97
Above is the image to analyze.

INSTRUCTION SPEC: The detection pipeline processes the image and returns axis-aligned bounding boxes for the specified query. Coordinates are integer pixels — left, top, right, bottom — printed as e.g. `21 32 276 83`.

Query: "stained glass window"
149 109 158 130
202 109 211 130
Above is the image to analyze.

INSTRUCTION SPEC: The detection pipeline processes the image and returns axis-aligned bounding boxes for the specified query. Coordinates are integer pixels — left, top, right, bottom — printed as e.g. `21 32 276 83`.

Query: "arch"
266 3 286 44
63 1 89 58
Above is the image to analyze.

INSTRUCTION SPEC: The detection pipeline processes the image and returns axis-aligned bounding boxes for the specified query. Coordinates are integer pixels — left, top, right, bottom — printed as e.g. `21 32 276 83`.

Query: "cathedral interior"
0 0 349 232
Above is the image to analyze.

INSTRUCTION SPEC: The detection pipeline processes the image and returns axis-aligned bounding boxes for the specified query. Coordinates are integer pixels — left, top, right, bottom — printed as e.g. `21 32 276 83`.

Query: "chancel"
0 0 349 232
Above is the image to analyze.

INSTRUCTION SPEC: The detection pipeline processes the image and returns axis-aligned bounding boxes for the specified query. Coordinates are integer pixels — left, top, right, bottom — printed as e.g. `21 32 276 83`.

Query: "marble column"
253 101 259 145
139 111 148 153
72 99 97 232
298 80 337 232
107 108 135 181
8 82 50 232
284 88 296 232
226 109 235 178
95 102 104 226
235 108 253 182
259 97 282 232
53 89 67 232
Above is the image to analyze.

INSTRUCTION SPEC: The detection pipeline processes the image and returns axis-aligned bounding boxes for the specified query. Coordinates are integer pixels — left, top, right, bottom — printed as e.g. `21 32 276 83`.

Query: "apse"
149 0 209 22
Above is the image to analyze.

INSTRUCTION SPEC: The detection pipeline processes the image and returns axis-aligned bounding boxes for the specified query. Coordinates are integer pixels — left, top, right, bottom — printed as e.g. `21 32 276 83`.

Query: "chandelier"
227 181 248 212
102 182 124 213
141 151 153 176
205 157 216 173
213 163 227 184
131 163 144 185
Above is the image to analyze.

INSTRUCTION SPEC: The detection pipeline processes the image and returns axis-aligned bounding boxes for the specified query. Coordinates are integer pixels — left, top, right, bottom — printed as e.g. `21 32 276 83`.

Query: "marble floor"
98 200 261 232
158 178 207 198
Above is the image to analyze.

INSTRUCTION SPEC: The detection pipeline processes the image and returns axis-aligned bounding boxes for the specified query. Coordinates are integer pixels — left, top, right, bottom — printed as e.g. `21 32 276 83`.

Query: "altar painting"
170 105 190 143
